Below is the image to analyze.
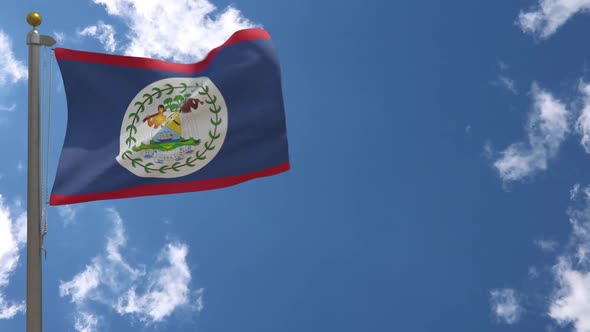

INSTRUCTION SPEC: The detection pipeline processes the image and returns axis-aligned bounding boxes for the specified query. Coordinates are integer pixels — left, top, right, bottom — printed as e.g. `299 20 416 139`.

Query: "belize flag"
50 28 290 205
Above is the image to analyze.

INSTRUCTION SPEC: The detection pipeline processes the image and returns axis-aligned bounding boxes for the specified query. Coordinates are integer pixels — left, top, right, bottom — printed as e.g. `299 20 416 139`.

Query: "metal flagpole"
26 12 55 332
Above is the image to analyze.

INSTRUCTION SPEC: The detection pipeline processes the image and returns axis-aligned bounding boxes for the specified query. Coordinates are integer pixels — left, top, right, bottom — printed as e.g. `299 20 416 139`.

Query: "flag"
50 28 290 205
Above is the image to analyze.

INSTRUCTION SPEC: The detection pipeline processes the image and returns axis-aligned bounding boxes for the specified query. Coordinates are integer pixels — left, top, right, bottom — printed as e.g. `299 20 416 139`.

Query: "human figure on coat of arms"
134 97 204 152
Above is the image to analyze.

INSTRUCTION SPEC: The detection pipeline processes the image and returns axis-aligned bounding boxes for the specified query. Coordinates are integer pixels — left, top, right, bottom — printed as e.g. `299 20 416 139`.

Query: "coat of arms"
116 77 228 178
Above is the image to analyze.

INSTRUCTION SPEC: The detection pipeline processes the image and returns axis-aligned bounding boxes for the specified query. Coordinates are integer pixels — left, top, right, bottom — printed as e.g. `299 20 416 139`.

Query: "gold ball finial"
26 12 42 28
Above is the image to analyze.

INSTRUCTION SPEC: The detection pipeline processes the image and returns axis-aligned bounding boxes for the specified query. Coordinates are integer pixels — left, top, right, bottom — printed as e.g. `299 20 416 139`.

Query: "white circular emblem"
116 77 228 178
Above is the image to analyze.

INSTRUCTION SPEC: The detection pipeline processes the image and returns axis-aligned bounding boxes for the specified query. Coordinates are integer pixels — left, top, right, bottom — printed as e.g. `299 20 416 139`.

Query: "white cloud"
493 84 569 182
550 259 590 331
535 239 559 252
114 243 193 322
12 198 22 211
103 208 144 285
53 31 65 44
0 30 27 86
490 185 590 331
574 83 590 153
57 205 78 226
493 62 517 94
490 288 522 324
547 188 590 331
572 183 582 200
59 264 101 305
194 288 204 313
518 0 590 39
567 198 590 265
0 297 24 320
79 21 117 52
0 104 15 112
91 0 255 62
496 75 518 95
0 195 26 319
60 208 200 330
74 312 98 332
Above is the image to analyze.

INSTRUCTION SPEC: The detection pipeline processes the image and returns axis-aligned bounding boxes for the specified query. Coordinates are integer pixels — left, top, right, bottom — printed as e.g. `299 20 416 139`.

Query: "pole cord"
40 47 53 260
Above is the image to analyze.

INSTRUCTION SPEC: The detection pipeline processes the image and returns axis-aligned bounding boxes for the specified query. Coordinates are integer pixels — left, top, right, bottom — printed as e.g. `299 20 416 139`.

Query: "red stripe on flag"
49 162 290 206
54 28 271 73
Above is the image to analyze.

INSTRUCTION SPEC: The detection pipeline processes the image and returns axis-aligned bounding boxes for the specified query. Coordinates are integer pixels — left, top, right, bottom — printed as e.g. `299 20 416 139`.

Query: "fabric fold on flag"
50 28 289 205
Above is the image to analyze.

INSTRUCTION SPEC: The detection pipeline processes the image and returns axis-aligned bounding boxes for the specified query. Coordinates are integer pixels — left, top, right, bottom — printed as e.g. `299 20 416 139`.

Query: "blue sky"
4 0 590 331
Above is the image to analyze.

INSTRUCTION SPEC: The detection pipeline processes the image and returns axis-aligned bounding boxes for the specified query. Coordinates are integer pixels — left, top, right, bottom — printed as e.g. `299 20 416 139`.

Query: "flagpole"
26 12 55 332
